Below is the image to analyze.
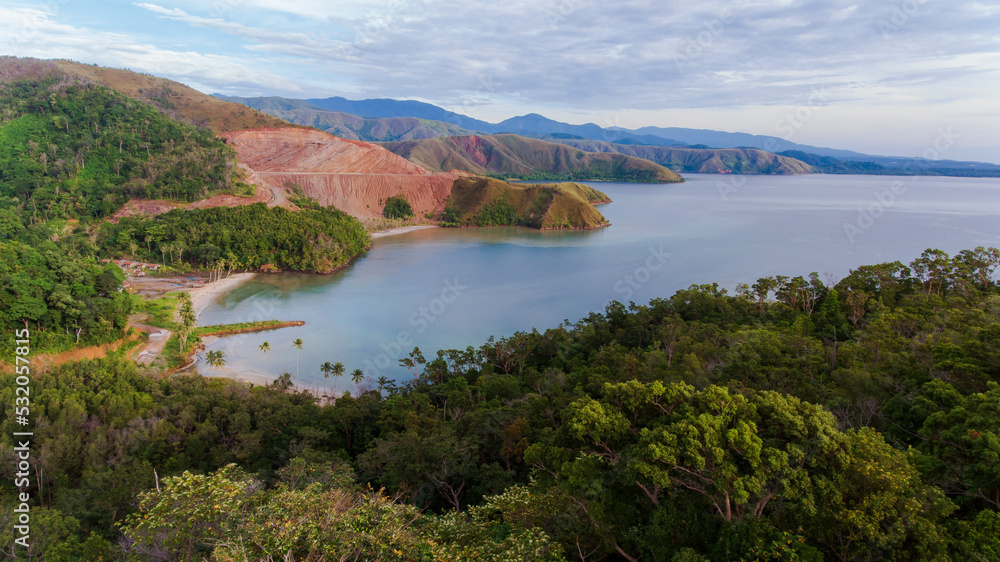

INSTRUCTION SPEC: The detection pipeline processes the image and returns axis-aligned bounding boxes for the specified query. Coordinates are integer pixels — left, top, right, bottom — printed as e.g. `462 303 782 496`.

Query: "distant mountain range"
217 96 477 141
216 94 1000 177
382 134 684 183
546 140 812 175
216 94 866 157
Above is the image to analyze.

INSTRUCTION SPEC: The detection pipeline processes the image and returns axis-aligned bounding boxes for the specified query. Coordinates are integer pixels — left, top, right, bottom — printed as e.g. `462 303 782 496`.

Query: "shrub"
383 195 414 219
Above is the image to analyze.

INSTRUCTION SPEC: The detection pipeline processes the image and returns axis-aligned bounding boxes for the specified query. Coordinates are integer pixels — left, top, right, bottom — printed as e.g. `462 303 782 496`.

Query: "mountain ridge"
382 134 684 183
548 140 812 174
226 94 1000 172
215 95 477 142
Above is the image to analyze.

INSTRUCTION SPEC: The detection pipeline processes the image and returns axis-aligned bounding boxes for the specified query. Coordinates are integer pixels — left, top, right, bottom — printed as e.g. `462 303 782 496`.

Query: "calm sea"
198 173 1000 389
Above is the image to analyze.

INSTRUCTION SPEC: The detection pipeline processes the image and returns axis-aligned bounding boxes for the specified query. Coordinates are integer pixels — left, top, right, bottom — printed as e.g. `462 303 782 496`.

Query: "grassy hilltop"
443 177 611 229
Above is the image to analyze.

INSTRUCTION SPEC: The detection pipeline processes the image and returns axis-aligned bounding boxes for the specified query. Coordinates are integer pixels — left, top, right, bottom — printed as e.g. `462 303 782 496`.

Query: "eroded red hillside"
223 128 459 221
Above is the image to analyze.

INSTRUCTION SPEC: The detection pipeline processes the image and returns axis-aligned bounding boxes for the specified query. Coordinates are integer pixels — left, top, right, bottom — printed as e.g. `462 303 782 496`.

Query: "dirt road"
130 321 172 365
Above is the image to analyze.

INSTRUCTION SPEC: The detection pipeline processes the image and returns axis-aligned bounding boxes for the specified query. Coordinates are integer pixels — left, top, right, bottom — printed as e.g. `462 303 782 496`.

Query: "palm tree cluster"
250 339 375 400
205 340 379 401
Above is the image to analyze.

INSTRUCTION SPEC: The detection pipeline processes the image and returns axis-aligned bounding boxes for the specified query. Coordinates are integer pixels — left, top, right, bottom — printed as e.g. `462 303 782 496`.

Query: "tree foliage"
99 202 371 273
0 78 242 226
382 194 414 220
3 247 1000 560
0 240 130 353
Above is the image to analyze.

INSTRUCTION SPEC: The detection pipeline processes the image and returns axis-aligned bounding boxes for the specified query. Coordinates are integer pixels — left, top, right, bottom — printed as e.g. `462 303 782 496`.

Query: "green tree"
351 368 366 387
320 360 334 395
205 349 226 369
332 361 346 397
292 338 304 389
383 194 414 220
176 291 196 351
800 428 954 561
259 340 270 377
119 465 256 560
915 381 1000 510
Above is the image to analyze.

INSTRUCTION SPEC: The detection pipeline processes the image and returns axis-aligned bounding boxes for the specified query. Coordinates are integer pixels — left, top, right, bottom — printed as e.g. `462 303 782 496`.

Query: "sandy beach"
193 345 272 386
189 272 257 317
194 345 339 400
371 225 439 239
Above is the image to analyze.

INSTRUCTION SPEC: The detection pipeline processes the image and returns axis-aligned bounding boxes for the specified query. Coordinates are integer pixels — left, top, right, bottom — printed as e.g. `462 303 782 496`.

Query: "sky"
2 0 998 162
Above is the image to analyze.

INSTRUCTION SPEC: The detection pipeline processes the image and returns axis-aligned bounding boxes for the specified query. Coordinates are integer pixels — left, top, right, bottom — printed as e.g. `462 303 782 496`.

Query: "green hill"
444 177 610 229
0 59 372 312
0 64 247 224
47 59 291 134
383 134 684 183
550 139 813 174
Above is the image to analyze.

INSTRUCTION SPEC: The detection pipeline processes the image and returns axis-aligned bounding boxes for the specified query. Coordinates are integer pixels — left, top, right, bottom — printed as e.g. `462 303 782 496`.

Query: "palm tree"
259 341 270 377
205 350 226 369
320 361 334 392
331 361 345 396
320 361 334 377
291 338 304 389
176 292 195 351
351 368 365 387
376 376 391 394
213 258 226 283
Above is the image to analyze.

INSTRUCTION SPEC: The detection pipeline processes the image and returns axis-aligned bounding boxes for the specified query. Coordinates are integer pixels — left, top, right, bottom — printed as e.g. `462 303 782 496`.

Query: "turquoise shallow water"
197 173 1000 390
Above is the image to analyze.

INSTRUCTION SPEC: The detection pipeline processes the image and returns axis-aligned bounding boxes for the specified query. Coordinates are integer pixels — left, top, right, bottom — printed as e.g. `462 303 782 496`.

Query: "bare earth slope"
223 128 460 221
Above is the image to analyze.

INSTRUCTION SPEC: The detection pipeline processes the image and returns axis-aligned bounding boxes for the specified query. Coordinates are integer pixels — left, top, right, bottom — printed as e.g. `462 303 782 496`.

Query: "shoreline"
189 272 257 318
194 351 339 399
194 355 271 387
370 225 439 239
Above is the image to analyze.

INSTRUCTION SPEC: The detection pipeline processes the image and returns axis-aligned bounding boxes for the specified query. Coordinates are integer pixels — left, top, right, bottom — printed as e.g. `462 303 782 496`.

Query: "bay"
197 173 1000 390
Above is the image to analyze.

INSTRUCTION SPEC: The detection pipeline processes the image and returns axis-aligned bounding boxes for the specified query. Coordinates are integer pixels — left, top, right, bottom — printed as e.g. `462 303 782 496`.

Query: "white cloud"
3 0 999 160
0 5 301 93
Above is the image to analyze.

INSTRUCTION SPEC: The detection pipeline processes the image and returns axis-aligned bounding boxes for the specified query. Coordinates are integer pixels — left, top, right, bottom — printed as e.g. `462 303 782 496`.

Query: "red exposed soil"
112 180 273 221
0 330 144 373
222 128 460 221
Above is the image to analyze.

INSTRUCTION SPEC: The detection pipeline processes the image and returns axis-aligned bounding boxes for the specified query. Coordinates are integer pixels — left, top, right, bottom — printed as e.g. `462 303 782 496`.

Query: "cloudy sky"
3 0 999 162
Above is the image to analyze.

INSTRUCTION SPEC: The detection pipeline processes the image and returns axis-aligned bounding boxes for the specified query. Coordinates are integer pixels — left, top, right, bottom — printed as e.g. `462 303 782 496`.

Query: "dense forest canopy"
0 240 131 354
0 76 243 226
100 203 371 274
2 247 1000 560
1 55 998 562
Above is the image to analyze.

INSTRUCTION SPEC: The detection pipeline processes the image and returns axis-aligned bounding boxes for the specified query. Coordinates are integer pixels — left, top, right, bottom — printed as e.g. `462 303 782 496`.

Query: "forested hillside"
0 241 131 354
3 247 999 560
100 203 372 274
0 62 375 356
0 76 245 226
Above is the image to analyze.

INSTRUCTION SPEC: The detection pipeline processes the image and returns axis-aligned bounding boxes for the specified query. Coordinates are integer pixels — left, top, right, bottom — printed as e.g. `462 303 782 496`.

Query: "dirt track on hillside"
222 128 459 221
130 321 171 365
